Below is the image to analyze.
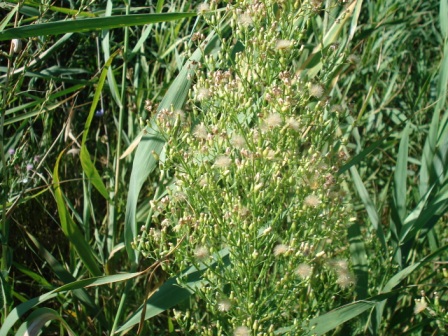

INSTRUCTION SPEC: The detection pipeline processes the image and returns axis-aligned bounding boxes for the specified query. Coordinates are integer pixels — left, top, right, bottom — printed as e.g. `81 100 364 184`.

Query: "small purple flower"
26 163 34 171
95 109 105 117
34 155 41 163
8 148 15 155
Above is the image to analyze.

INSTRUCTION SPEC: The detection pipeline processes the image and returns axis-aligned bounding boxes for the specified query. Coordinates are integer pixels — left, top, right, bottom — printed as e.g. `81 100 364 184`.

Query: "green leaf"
116 249 231 333
0 271 145 335
80 49 120 200
350 166 387 252
0 4 18 32
124 31 219 262
301 0 360 77
348 223 369 300
393 123 410 224
0 13 197 40
400 182 448 245
302 292 396 336
52 151 102 277
301 245 448 336
24 229 102 317
15 308 76 336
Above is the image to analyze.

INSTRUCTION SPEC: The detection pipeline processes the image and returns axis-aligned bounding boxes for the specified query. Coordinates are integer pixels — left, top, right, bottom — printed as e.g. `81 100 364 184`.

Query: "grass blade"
0 13 197 40
348 223 369 300
302 244 448 335
0 4 18 32
53 150 102 277
0 271 146 335
124 31 218 262
116 250 231 334
15 308 76 336
80 49 120 200
350 166 387 251
393 124 410 224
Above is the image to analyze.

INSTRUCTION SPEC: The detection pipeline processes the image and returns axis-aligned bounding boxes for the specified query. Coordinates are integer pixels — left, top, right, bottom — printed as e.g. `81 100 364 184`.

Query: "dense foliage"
0 0 447 334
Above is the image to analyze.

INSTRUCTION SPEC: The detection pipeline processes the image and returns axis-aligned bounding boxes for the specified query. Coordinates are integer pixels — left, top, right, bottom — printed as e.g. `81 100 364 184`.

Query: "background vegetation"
0 0 447 334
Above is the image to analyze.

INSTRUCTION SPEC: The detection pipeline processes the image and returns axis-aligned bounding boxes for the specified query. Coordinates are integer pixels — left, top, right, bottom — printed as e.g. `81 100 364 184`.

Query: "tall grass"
0 0 447 334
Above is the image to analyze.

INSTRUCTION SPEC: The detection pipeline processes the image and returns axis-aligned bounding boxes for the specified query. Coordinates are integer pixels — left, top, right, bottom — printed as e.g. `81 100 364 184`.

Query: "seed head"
217 298 232 312
230 134 246 148
273 244 290 256
265 113 283 128
193 123 208 140
194 246 209 260
296 263 313 279
196 87 211 101
309 83 324 99
304 194 320 208
238 12 253 27
275 39 293 50
233 326 250 336
336 270 355 289
286 117 301 132
214 155 232 168
197 3 210 14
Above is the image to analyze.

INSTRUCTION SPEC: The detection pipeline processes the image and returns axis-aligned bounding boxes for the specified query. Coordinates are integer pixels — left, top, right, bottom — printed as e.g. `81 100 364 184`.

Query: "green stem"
110 1 131 333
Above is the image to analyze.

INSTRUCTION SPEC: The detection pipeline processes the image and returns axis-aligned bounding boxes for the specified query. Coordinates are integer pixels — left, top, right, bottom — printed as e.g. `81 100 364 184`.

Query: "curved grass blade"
80 49 120 200
124 31 218 262
0 271 146 335
393 123 410 225
302 292 397 336
301 244 448 335
15 308 76 336
0 13 197 40
24 229 104 319
0 4 18 32
350 166 387 252
53 150 102 277
6 0 96 18
116 249 231 334
301 0 360 78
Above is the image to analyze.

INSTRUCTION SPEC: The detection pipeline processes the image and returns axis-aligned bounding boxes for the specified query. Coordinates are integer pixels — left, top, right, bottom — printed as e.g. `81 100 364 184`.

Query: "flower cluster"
135 0 352 334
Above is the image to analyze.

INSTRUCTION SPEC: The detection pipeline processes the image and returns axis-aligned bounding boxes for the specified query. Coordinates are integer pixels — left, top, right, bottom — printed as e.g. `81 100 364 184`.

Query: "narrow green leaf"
400 182 448 245
0 4 18 32
53 150 102 277
302 0 359 77
24 229 100 313
6 0 96 18
15 308 76 336
156 0 165 13
337 137 393 175
116 250 231 333
348 223 369 300
383 244 448 293
350 166 387 251
80 49 120 200
302 292 396 336
440 0 448 42
0 13 197 40
302 245 448 336
12 263 53 289
124 31 219 262
393 123 410 224
0 271 145 335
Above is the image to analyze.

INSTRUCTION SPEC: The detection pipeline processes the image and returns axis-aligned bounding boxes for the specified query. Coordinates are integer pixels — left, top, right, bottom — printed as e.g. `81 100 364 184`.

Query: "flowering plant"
135 0 357 333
